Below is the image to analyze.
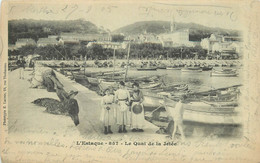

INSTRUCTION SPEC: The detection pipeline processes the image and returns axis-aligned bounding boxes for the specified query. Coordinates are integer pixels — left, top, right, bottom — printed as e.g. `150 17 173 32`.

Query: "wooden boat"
201 66 213 71
61 67 81 71
210 70 238 77
201 100 238 107
140 82 161 89
136 67 157 71
146 98 241 125
151 84 188 92
77 69 125 77
87 77 102 86
166 67 181 70
181 67 202 72
71 73 101 86
157 66 167 69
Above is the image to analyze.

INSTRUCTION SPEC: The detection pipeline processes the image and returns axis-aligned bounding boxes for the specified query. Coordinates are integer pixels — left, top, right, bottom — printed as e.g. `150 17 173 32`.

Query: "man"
16 56 26 79
56 85 80 126
114 81 130 133
130 82 145 132
161 96 186 141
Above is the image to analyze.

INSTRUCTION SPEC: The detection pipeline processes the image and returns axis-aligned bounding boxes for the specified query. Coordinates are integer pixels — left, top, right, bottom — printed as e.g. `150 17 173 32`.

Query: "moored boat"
137 67 157 71
181 67 202 72
210 70 238 77
201 66 213 71
166 67 181 70
147 98 241 125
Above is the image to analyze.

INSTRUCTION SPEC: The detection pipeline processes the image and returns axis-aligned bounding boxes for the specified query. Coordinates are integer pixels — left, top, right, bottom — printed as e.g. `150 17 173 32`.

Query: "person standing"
114 81 130 133
16 56 26 79
130 82 145 132
162 96 186 141
100 88 114 135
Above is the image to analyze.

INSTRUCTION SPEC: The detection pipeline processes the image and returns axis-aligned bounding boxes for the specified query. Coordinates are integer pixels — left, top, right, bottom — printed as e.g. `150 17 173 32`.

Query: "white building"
86 41 128 49
60 33 112 42
212 42 242 54
200 34 222 52
159 29 194 47
15 38 36 48
37 38 59 47
158 15 195 47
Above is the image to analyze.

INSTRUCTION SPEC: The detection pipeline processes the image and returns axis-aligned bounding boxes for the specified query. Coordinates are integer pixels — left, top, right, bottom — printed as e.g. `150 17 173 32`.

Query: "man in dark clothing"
16 56 26 79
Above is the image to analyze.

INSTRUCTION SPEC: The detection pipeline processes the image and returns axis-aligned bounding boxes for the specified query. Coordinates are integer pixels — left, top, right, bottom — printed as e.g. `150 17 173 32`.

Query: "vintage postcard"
1 0 260 162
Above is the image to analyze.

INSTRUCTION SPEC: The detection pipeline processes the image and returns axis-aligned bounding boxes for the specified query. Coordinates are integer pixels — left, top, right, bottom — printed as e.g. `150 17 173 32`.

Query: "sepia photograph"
1 0 260 162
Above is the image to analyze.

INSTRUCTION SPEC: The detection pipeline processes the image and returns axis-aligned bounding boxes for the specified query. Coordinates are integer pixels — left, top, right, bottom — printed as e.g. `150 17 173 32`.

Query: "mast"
124 43 131 82
113 48 116 80
84 55 86 76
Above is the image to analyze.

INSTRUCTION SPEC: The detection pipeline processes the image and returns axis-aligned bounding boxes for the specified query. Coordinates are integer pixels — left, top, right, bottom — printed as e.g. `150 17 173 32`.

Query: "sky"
7 1 243 31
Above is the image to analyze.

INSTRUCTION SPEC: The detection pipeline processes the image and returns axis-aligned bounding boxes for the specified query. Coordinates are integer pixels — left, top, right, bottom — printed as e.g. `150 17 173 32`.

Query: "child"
100 88 114 134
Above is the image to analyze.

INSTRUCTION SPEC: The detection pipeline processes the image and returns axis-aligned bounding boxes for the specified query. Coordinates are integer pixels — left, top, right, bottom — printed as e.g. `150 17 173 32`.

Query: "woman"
114 81 130 133
100 88 114 134
130 82 145 132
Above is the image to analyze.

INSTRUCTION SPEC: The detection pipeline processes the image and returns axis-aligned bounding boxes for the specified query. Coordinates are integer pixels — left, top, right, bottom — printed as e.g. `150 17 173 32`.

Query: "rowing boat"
136 67 157 71
210 70 238 77
181 67 202 72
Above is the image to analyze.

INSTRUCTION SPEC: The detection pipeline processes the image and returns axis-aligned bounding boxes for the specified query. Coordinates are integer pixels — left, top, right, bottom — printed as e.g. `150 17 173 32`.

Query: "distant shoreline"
35 59 242 67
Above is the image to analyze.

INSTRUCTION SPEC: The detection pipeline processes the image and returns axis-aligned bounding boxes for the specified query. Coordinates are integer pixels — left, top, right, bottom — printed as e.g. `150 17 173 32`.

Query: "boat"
166 67 181 70
136 67 157 71
146 98 241 125
201 100 238 107
181 67 202 72
201 66 213 71
61 67 81 71
151 83 188 92
210 70 238 77
71 73 101 86
87 77 102 86
157 64 167 69
140 82 161 89
77 69 125 77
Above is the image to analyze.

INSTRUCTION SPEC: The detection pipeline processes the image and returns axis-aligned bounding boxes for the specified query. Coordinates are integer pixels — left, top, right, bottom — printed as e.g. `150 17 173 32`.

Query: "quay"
8 68 165 141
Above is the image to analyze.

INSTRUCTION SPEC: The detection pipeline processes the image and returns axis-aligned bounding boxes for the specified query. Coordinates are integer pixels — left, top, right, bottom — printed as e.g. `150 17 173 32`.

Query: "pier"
8 68 165 140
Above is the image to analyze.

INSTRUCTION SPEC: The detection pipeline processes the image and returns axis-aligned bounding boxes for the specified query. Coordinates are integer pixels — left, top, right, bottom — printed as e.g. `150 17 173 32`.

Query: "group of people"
100 81 146 135
100 80 186 141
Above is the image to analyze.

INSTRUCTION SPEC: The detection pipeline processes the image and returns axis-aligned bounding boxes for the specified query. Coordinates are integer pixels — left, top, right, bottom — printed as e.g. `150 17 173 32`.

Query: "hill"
113 21 241 41
8 19 106 44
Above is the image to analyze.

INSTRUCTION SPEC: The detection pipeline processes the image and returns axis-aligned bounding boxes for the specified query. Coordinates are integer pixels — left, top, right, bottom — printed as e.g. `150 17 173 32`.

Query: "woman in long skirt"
130 82 145 132
100 88 115 134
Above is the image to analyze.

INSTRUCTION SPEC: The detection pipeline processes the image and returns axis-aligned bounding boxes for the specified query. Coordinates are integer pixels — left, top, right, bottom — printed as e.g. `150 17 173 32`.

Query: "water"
127 68 243 92
76 67 244 137
82 67 242 92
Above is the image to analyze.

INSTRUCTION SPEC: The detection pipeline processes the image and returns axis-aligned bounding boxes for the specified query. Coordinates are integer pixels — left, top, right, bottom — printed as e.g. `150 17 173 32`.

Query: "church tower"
170 14 176 33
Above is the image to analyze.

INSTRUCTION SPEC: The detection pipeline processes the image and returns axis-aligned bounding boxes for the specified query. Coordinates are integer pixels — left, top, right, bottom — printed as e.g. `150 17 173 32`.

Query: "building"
201 34 242 55
86 41 128 49
37 38 59 47
15 38 36 48
200 34 223 52
212 42 242 54
8 44 17 51
159 29 194 47
48 35 58 39
222 36 242 42
59 33 112 42
43 27 51 32
157 15 195 47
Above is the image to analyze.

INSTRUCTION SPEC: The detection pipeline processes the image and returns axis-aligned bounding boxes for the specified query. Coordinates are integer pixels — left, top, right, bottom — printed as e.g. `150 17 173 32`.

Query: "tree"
111 34 125 42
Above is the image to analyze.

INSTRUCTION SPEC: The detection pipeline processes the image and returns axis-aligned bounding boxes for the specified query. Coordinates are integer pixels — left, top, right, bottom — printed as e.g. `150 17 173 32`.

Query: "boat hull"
181 68 202 72
137 67 157 71
211 72 238 77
